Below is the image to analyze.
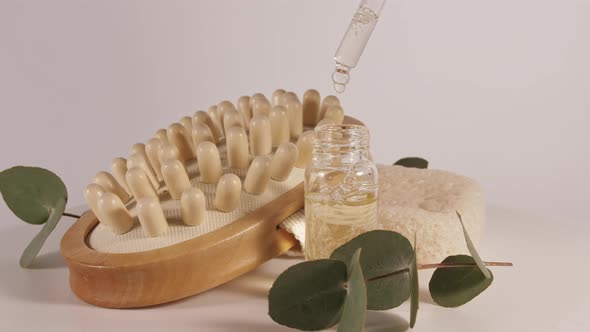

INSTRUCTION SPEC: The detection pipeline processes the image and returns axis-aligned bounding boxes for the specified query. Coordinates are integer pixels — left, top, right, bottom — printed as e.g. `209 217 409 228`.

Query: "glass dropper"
332 0 387 93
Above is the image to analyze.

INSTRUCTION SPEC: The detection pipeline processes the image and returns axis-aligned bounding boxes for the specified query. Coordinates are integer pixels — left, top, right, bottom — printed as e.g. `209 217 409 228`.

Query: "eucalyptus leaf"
0 166 68 225
456 211 491 279
409 241 419 328
0 166 68 268
331 230 414 310
429 255 494 308
268 259 348 331
337 249 367 332
394 157 428 169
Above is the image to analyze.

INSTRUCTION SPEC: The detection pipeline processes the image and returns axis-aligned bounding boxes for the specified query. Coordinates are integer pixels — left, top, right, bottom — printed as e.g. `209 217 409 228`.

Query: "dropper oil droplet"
334 83 346 93
332 63 351 94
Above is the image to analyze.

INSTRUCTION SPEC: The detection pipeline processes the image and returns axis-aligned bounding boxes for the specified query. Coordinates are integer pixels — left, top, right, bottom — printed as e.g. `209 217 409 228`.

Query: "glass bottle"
304 124 378 260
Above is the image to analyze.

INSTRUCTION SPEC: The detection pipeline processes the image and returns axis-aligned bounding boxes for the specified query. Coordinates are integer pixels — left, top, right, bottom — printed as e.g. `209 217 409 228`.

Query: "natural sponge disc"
376 165 485 264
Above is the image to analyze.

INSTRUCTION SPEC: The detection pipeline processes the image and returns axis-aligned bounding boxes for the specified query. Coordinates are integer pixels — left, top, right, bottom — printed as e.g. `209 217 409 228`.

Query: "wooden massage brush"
60 89 361 308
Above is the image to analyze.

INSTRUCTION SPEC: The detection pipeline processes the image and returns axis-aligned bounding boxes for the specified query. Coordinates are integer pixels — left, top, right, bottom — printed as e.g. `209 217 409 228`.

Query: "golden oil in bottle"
304 125 378 260
305 192 377 260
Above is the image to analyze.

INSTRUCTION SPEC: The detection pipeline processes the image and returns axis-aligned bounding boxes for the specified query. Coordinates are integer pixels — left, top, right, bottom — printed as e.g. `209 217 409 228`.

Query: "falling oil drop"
334 83 346 93
332 63 351 94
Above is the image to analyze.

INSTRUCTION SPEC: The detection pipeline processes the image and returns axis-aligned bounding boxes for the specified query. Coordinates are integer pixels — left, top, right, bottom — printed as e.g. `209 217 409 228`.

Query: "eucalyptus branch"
366 269 409 282
418 261 513 269
366 261 513 283
0 166 70 268
269 228 513 331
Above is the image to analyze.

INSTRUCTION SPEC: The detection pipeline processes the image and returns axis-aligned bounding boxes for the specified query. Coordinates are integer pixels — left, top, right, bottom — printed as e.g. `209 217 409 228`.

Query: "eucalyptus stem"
62 212 81 219
366 261 513 283
418 261 513 269
367 269 408 282
20 201 66 267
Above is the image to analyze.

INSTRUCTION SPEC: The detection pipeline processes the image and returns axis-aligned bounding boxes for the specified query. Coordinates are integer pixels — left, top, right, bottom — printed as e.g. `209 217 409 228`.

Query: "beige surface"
1 206 588 331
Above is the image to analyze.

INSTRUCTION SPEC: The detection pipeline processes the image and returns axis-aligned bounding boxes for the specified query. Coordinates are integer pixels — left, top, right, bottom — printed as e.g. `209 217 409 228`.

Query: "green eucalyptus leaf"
394 157 428 169
409 241 419 328
456 211 491 279
0 166 67 225
337 248 367 332
429 255 494 308
0 166 68 268
331 230 414 310
268 259 348 331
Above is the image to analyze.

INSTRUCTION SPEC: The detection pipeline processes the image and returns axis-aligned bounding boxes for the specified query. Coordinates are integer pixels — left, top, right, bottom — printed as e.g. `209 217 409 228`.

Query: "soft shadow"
29 251 66 269
365 311 409 332
219 254 304 298
0 225 78 305
223 268 277 298
135 263 285 310
199 312 409 332
197 319 291 331
275 253 305 260
419 286 435 304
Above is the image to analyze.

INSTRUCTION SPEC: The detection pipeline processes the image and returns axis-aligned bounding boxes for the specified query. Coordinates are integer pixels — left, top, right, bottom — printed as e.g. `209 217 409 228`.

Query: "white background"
0 0 589 331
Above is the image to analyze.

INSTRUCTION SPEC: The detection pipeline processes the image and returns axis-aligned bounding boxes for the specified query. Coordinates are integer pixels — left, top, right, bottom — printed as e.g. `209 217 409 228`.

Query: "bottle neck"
312 124 370 167
312 150 370 167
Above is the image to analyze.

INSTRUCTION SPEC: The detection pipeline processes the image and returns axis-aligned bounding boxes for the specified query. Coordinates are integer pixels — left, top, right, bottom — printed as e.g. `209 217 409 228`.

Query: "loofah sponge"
376 165 485 264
